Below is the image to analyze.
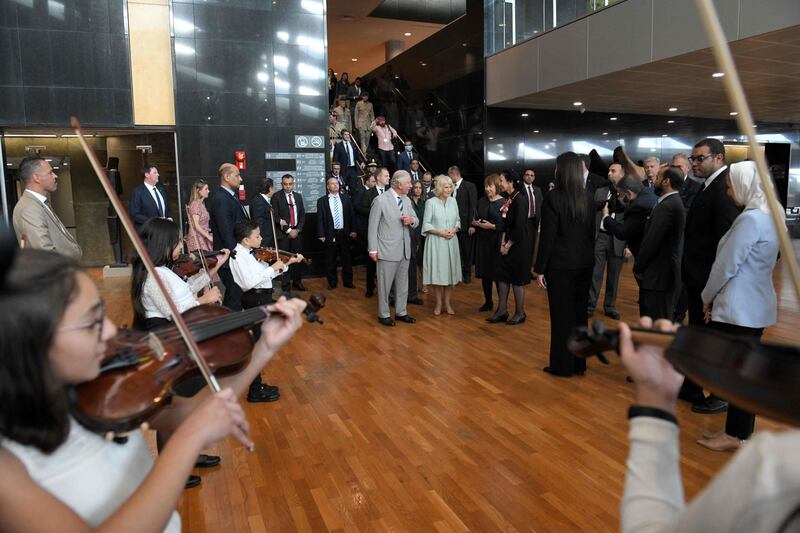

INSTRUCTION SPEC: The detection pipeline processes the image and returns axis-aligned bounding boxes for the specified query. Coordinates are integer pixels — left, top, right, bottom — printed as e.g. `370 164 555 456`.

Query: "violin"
252 246 312 265
569 321 800 427
70 294 326 434
170 250 235 279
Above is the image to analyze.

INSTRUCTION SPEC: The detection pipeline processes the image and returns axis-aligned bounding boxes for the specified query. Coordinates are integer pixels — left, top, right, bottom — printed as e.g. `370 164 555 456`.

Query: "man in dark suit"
601 174 657 258
329 162 349 196
408 159 422 182
449 165 477 282
580 154 608 195
519 168 543 273
421 171 433 198
249 177 276 249
681 138 741 413
634 166 686 321
395 140 419 172
332 129 364 194
358 167 390 297
271 173 307 292
209 163 279 404
317 177 356 289
672 152 704 324
588 162 626 320
130 165 170 231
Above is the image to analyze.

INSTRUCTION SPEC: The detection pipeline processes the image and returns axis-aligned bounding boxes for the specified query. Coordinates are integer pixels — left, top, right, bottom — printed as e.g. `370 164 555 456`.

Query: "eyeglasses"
688 154 718 163
59 302 106 343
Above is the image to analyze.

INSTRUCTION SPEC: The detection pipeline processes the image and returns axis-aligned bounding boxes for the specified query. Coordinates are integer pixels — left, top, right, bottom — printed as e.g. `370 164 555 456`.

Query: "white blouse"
230 243 287 292
142 266 209 320
2 420 181 532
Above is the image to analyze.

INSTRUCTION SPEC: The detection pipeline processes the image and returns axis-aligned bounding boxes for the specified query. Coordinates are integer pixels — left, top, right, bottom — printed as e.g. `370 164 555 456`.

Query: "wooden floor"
95 256 799 532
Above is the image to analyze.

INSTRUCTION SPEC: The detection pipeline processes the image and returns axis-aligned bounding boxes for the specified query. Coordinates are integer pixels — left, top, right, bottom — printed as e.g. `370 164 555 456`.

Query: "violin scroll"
302 293 326 324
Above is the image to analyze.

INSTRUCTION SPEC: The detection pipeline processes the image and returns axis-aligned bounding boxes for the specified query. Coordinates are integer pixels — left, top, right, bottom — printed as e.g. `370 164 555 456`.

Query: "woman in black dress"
472 174 505 312
534 152 596 377
410 180 427 295
487 171 530 325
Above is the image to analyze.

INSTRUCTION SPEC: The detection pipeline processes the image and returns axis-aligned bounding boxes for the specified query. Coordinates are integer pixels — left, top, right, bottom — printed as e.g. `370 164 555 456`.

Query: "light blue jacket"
701 208 779 328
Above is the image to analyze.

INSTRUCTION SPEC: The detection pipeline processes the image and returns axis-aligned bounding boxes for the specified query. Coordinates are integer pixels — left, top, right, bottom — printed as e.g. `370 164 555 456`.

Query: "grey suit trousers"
377 258 409 318
588 232 623 312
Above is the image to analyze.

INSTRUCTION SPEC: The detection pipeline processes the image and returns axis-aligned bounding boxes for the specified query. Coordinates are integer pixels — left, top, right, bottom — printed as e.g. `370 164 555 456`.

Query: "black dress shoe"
463 274 472 284
378 316 395 326
678 390 706 404
365 289 374 298
262 382 280 394
344 282 355 288
543 366 572 377
327 283 337 290
247 384 280 403
292 282 307 292
478 302 493 312
395 314 416 323
486 312 508 323
195 454 221 468
692 397 728 414
185 475 201 489
506 313 527 325
604 310 621 320
407 297 424 305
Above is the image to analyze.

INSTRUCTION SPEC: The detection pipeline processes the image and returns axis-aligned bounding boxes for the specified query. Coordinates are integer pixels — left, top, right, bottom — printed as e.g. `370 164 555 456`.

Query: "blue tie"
153 188 164 217
333 196 341 229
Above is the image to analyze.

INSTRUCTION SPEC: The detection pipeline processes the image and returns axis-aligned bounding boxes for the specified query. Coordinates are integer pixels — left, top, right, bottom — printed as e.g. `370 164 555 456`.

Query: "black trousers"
408 253 418 299
456 230 474 278
342 166 358 193
241 289 274 390
639 288 674 321
709 321 762 440
680 286 707 400
277 234 304 290
366 257 377 292
546 267 592 376
323 230 353 286
219 266 243 311
378 149 394 172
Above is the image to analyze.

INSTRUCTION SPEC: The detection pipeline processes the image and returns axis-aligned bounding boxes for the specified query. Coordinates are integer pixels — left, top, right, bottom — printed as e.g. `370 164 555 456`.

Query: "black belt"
245 288 273 296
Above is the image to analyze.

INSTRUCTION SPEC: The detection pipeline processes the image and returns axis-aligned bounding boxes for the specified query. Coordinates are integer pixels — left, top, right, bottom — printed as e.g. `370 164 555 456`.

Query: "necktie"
378 187 383 195
288 193 296 227
153 188 164 217
333 196 341 229
528 185 535 218
346 143 353 166
397 196 403 212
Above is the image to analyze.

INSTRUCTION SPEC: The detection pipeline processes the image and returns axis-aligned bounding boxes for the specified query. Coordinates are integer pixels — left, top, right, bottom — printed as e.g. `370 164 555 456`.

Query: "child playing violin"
131 218 229 331
230 220 304 403
0 248 307 532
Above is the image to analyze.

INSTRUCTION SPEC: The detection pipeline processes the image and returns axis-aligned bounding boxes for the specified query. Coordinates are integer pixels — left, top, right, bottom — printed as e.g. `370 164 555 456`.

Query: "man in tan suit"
12 157 82 260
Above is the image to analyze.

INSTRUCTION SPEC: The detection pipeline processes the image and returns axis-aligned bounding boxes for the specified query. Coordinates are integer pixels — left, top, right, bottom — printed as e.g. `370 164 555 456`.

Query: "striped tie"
397 196 403 213
333 196 341 229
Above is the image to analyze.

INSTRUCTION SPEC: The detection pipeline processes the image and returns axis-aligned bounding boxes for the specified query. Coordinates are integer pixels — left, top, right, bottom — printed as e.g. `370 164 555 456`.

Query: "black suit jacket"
519 183 543 229
271 190 306 241
358 185 387 217
130 184 170 229
208 187 248 251
316 194 354 242
682 168 741 288
635 193 686 291
453 179 477 233
395 150 419 172
603 187 657 257
535 191 595 272
333 139 364 169
249 194 275 248
585 172 608 195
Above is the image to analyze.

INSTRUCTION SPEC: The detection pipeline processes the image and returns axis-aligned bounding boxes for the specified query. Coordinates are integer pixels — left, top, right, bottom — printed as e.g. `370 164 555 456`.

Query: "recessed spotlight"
667 120 675 124
669 107 678 112
602 132 608 135
573 101 582 106
404 32 412 36
712 72 725 78
521 113 529 117
351 58 358 62
730 111 738 116
662 134 668 137
610 117 618 121
533 130 539 133
420 62 427 66
551 138 557 142
753 125 758 128
488 137 494 140
499 149 504 153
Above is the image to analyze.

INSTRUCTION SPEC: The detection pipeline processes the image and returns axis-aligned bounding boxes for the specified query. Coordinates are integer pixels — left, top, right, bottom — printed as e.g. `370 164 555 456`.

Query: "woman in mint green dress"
422 175 462 315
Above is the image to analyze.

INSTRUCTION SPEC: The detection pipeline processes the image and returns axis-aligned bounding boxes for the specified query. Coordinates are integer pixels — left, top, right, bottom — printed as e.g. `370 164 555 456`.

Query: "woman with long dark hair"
487 170 530 325
131 218 228 330
0 248 306 531
534 152 596 376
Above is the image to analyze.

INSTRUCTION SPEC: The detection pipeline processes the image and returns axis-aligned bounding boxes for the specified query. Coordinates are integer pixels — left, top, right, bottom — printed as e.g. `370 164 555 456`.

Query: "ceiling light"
602 132 608 135
521 113 529 117
488 137 494 140
351 58 358 62
420 62 427 66
753 125 758 128
533 130 539 133
573 101 582 106
669 107 678 112
730 111 738 116
404 32 412 36
712 72 725 78
551 138 557 142
667 120 675 124
610 117 617 121
662 134 667 137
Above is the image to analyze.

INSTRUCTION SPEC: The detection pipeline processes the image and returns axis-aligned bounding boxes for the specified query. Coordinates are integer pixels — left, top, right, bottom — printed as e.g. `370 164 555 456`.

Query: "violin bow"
71 117 223 395
269 205 280 262
184 204 214 291
696 0 800 306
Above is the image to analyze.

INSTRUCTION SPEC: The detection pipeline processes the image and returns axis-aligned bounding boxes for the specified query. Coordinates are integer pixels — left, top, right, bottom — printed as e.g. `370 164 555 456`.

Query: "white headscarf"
728 161 782 219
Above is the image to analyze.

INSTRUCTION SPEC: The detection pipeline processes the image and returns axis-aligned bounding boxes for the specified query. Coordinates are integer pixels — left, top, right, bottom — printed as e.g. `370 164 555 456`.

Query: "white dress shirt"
230 243 287 291
703 164 728 189
145 183 166 217
260 193 271 206
284 191 299 233
142 266 209 319
657 190 679 204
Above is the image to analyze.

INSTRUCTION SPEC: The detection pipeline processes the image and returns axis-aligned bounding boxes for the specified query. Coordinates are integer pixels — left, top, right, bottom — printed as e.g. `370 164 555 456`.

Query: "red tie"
288 193 296 227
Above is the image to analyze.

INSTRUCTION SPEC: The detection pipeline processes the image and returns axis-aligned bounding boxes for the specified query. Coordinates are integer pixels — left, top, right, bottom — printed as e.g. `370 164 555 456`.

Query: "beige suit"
13 190 82 260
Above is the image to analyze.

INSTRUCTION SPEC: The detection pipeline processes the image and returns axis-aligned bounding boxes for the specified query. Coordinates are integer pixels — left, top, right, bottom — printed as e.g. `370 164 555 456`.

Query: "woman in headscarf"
699 160 783 451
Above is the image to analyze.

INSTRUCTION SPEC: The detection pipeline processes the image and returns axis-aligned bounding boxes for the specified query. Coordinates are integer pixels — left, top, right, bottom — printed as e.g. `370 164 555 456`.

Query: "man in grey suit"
12 157 82 260
368 170 419 326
